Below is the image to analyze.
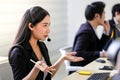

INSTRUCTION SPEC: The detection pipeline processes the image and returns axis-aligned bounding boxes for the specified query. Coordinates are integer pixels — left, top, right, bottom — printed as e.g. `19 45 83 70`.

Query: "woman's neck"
29 37 38 46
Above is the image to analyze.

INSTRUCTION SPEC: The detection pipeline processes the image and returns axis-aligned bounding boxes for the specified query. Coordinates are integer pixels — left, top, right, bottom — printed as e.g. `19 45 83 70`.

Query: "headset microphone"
47 37 51 42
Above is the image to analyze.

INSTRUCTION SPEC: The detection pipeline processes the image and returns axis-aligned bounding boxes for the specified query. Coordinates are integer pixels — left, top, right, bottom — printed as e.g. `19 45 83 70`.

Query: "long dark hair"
9 6 50 57
14 6 50 45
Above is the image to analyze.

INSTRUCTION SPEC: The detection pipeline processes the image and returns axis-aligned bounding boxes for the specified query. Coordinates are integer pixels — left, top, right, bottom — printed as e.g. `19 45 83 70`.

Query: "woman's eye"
43 23 50 27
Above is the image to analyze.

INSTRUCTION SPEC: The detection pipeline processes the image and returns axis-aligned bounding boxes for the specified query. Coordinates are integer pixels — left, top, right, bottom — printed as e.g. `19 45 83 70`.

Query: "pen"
30 59 53 75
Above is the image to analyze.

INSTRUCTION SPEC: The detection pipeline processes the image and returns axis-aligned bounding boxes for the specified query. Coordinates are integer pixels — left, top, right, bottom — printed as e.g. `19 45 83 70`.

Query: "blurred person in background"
109 3 120 39
103 3 120 51
70 1 110 74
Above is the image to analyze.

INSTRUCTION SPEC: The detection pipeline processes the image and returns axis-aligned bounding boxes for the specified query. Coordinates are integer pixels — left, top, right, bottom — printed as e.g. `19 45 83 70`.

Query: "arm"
9 48 40 80
9 48 48 80
102 21 110 35
100 21 111 47
73 30 100 57
74 33 107 59
71 29 102 66
23 61 49 80
22 65 40 80
50 52 84 77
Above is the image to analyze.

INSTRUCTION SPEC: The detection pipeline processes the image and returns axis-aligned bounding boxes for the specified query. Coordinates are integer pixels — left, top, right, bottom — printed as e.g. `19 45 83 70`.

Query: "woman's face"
31 15 51 41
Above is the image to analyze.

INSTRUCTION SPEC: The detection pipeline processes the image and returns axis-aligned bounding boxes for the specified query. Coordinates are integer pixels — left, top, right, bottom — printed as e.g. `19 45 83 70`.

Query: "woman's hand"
47 66 56 74
35 61 49 72
63 52 84 62
35 60 56 75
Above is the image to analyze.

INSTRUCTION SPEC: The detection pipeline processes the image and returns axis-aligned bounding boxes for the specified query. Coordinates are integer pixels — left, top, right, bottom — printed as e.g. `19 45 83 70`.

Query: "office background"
0 0 119 80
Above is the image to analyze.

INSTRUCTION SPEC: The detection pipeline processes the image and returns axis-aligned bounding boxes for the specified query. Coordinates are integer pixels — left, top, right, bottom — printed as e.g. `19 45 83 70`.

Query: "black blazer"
109 19 120 38
71 22 109 66
103 19 120 51
9 41 51 80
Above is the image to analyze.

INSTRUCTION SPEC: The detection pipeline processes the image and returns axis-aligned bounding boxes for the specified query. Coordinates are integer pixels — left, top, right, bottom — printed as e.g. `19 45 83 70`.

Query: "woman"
8 6 84 80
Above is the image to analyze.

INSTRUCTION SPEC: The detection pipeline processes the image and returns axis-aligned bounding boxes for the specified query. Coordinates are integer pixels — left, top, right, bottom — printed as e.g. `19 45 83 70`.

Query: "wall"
0 0 68 62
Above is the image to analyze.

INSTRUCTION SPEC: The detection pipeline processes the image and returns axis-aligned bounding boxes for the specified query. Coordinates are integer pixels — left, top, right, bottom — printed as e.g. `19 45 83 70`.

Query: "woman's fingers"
36 61 55 75
68 52 77 55
67 56 84 62
48 66 56 72
64 52 84 62
71 56 84 62
35 61 48 72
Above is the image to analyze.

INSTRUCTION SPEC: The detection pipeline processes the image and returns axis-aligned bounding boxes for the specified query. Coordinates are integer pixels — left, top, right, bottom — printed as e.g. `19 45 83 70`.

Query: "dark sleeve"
71 30 100 66
76 51 99 61
103 38 114 51
72 32 90 51
72 31 100 58
100 33 110 50
9 48 28 80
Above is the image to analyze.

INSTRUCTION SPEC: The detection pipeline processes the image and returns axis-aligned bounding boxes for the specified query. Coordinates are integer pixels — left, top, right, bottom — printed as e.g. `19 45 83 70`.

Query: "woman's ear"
28 23 34 31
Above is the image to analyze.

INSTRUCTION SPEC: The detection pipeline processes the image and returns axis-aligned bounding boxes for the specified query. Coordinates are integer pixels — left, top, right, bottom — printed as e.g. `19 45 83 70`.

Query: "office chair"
107 39 120 66
107 39 120 80
59 46 83 74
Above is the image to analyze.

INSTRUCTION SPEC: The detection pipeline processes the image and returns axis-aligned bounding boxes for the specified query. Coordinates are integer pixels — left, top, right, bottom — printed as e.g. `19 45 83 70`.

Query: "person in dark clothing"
103 3 120 51
70 1 110 74
109 3 120 39
8 6 84 80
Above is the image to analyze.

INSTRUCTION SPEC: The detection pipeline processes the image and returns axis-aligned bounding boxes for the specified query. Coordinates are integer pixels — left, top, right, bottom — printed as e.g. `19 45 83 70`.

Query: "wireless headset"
47 37 51 42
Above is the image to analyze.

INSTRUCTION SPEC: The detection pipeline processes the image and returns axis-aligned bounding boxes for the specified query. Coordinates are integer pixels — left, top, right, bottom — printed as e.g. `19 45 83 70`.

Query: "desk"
62 58 118 80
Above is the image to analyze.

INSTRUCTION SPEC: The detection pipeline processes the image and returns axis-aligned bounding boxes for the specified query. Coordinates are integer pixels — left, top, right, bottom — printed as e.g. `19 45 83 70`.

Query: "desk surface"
62 58 118 80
